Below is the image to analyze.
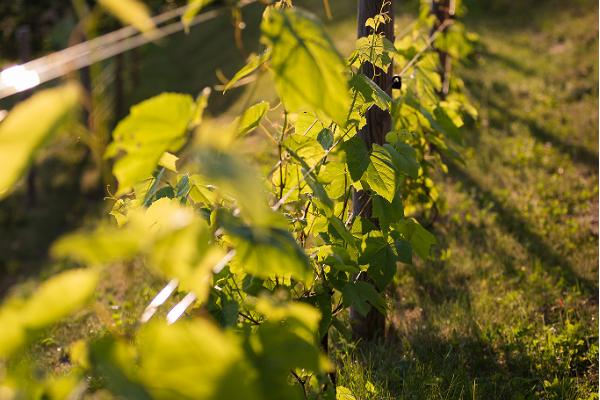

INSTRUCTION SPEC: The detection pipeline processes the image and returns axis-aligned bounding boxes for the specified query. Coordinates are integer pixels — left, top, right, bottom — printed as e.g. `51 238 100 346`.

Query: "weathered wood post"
350 0 395 340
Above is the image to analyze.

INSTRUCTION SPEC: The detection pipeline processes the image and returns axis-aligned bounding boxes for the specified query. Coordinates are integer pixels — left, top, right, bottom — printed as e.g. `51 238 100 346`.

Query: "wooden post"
431 0 454 99
350 0 395 341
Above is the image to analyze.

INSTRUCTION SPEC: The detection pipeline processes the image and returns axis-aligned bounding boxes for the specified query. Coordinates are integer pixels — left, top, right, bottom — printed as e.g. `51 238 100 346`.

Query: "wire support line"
0 0 258 100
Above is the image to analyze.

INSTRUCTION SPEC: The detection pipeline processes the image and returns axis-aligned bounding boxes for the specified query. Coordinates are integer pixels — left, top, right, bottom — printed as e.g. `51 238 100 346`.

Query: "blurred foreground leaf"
99 0 155 33
0 83 79 199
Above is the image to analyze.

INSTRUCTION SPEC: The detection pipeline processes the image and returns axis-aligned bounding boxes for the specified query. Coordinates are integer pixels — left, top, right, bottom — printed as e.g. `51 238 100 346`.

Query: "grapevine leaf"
359 231 398 289
196 149 272 224
363 144 397 202
396 218 437 260
98 0 155 33
89 338 152 399
229 225 312 283
384 143 418 179
158 152 178 172
0 268 99 357
105 93 195 196
372 192 404 230
236 101 269 136
182 0 214 32
349 35 396 71
261 8 351 126
254 299 325 398
350 73 392 111
284 134 325 168
340 135 370 182
224 50 270 92
329 216 357 249
137 321 260 400
51 226 142 265
21 268 99 329
341 281 386 317
336 386 357 400
0 83 80 199
394 239 412 264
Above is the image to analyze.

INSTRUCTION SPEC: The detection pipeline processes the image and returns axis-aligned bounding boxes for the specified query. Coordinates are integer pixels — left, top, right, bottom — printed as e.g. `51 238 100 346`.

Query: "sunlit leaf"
196 149 272 224
52 226 142 265
158 152 178 172
236 101 269 136
137 321 260 399
261 8 351 125
0 268 98 357
98 0 155 33
0 83 80 199
363 144 397 202
224 50 270 92
105 93 195 195
182 0 214 32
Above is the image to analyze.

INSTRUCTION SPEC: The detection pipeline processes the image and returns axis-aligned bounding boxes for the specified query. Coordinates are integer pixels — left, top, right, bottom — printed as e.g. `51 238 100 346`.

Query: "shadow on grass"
490 98 599 170
447 161 597 297
344 291 538 398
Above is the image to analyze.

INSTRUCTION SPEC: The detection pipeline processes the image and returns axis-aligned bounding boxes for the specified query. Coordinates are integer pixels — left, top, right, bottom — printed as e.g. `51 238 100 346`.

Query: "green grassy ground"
334 2 599 399
1 1 597 399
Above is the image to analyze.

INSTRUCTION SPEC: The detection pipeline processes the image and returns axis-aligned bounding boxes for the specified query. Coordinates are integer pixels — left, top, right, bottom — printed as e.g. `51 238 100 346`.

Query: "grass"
333 1 599 398
0 0 597 398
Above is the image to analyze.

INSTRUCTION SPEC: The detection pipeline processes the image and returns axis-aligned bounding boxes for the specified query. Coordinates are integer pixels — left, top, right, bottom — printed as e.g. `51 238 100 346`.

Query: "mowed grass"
334 1 598 399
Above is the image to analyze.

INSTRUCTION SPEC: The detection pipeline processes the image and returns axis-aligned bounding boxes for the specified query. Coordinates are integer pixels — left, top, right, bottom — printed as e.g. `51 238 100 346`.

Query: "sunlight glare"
0 65 40 92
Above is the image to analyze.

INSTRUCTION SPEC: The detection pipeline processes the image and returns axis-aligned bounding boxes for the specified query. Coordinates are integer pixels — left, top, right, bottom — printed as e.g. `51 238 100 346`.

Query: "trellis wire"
0 0 258 100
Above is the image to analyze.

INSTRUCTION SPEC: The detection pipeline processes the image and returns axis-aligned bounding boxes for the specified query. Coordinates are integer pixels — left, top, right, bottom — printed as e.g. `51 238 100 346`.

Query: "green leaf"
224 50 270 92
0 268 99 357
363 144 397 202
284 134 325 168
341 281 386 317
360 232 397 289
349 35 396 71
337 386 357 400
24 268 99 328
196 149 272 224
329 216 356 249
350 73 392 111
236 101 269 136
182 0 214 32
253 299 325 398
158 152 178 172
229 225 312 283
384 142 418 179
340 135 370 182
137 321 260 400
394 239 412 264
396 218 436 260
51 226 142 265
433 106 462 144
372 193 404 230
105 93 195 196
0 83 79 199
88 337 152 400
261 8 351 125
98 0 155 33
